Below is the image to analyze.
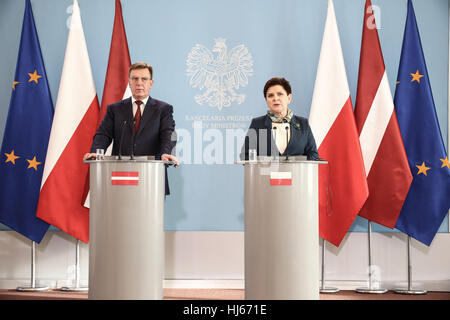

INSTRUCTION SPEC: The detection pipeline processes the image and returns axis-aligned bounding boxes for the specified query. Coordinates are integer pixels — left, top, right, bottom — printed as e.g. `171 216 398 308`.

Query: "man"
84 62 179 194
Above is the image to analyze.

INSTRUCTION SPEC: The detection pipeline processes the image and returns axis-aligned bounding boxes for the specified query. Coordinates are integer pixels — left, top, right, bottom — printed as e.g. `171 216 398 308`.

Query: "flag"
270 172 292 186
309 0 369 247
354 0 412 228
82 0 131 208
36 0 100 243
0 0 53 243
111 171 139 186
98 0 131 125
393 0 450 246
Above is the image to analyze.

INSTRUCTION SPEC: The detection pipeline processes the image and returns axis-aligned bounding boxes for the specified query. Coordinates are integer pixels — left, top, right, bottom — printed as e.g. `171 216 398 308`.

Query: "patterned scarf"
268 108 294 123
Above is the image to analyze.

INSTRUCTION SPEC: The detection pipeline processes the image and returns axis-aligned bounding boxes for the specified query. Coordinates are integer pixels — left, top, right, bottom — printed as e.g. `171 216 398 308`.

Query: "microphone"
285 125 289 161
118 120 127 160
272 126 277 158
130 118 136 160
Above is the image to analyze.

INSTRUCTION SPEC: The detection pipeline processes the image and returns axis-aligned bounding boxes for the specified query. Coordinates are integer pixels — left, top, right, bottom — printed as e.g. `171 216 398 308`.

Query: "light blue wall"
0 0 448 233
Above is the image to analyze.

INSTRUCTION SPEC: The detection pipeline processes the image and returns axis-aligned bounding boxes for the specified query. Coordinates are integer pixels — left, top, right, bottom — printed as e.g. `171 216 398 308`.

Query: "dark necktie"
135 100 142 133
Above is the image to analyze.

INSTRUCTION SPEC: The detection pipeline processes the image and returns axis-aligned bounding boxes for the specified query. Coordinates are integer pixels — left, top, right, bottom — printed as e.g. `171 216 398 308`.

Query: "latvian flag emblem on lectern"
111 171 139 185
270 172 292 186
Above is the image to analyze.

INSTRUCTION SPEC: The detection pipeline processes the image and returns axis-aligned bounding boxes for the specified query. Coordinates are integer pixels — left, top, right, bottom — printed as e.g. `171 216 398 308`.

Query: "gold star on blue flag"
394 0 450 246
0 0 54 243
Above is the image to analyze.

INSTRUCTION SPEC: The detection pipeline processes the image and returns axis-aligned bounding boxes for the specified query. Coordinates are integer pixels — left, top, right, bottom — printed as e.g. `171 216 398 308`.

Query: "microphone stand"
118 120 127 160
272 126 277 159
284 124 289 161
130 119 136 160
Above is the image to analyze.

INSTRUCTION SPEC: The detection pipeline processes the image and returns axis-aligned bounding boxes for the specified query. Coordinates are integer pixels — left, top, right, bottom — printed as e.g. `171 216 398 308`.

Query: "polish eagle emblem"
186 38 254 111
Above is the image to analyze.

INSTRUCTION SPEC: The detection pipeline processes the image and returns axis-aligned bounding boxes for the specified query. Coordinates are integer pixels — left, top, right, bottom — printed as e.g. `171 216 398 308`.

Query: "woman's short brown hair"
263 77 292 97
129 62 153 79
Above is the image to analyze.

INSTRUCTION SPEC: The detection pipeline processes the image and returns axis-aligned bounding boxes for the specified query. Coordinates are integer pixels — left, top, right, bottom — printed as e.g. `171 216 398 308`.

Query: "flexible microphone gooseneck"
284 125 289 161
118 120 127 160
272 126 277 158
130 118 136 160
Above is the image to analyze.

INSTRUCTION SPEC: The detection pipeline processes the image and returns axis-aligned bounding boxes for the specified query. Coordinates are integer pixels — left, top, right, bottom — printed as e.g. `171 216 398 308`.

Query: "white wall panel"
0 231 448 291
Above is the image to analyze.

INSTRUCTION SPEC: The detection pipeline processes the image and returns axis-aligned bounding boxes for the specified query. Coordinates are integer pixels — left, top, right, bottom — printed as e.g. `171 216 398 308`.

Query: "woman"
241 77 319 160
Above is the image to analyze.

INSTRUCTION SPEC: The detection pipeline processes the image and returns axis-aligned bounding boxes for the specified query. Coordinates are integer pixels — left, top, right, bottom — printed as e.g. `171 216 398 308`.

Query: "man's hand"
161 154 180 168
83 153 97 161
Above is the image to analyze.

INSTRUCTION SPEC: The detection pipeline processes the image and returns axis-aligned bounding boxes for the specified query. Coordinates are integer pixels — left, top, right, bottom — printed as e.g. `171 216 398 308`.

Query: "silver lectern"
86 156 167 300
241 158 325 300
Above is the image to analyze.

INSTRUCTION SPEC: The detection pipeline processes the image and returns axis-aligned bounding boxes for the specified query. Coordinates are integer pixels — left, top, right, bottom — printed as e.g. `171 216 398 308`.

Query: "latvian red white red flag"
83 0 131 208
111 172 139 186
354 0 412 228
36 0 99 243
309 0 369 247
98 0 131 127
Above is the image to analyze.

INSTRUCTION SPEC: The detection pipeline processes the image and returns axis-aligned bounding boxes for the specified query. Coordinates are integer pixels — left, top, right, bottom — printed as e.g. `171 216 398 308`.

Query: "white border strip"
448 0 450 231
1 279 449 292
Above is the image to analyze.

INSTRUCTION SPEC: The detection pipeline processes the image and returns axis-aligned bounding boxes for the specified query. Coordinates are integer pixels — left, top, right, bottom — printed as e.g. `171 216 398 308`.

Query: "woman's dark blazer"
240 114 319 160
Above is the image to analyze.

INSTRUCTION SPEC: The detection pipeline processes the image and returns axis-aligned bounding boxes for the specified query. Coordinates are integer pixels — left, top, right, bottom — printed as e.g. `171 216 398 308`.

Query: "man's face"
129 68 154 100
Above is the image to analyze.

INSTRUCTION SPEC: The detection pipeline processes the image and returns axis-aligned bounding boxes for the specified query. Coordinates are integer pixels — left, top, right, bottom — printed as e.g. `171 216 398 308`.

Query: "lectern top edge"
84 159 174 164
236 159 328 165
84 155 175 165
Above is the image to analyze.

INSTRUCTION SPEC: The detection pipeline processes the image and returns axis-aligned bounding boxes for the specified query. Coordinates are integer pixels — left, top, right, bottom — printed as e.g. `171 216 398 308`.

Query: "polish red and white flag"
309 0 369 247
36 0 99 243
270 172 292 186
354 0 412 228
83 0 131 208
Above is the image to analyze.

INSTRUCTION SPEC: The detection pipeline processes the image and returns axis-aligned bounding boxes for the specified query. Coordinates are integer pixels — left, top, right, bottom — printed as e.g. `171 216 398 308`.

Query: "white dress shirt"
131 96 149 117
271 122 291 154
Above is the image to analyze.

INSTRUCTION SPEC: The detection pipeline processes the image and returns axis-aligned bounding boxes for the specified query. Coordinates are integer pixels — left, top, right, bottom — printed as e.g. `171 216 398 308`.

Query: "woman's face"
265 85 292 118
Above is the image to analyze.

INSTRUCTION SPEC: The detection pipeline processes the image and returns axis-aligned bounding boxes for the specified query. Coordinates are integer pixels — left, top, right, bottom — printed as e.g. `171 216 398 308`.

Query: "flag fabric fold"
36 0 99 243
393 0 450 246
354 0 412 228
0 0 53 243
98 0 131 125
83 0 131 208
309 0 369 247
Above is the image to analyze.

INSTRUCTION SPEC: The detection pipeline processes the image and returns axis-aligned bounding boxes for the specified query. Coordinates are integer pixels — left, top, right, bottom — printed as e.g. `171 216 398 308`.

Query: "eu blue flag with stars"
394 0 450 246
0 0 53 243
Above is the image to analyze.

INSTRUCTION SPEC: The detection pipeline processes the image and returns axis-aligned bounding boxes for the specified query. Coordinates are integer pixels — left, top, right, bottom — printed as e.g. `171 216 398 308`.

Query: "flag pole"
394 235 427 295
60 239 88 291
16 241 49 291
320 238 339 293
355 221 387 294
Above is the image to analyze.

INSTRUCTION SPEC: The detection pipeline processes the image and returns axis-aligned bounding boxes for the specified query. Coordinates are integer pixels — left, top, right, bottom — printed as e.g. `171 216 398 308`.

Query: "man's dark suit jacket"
240 114 319 160
91 96 176 195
